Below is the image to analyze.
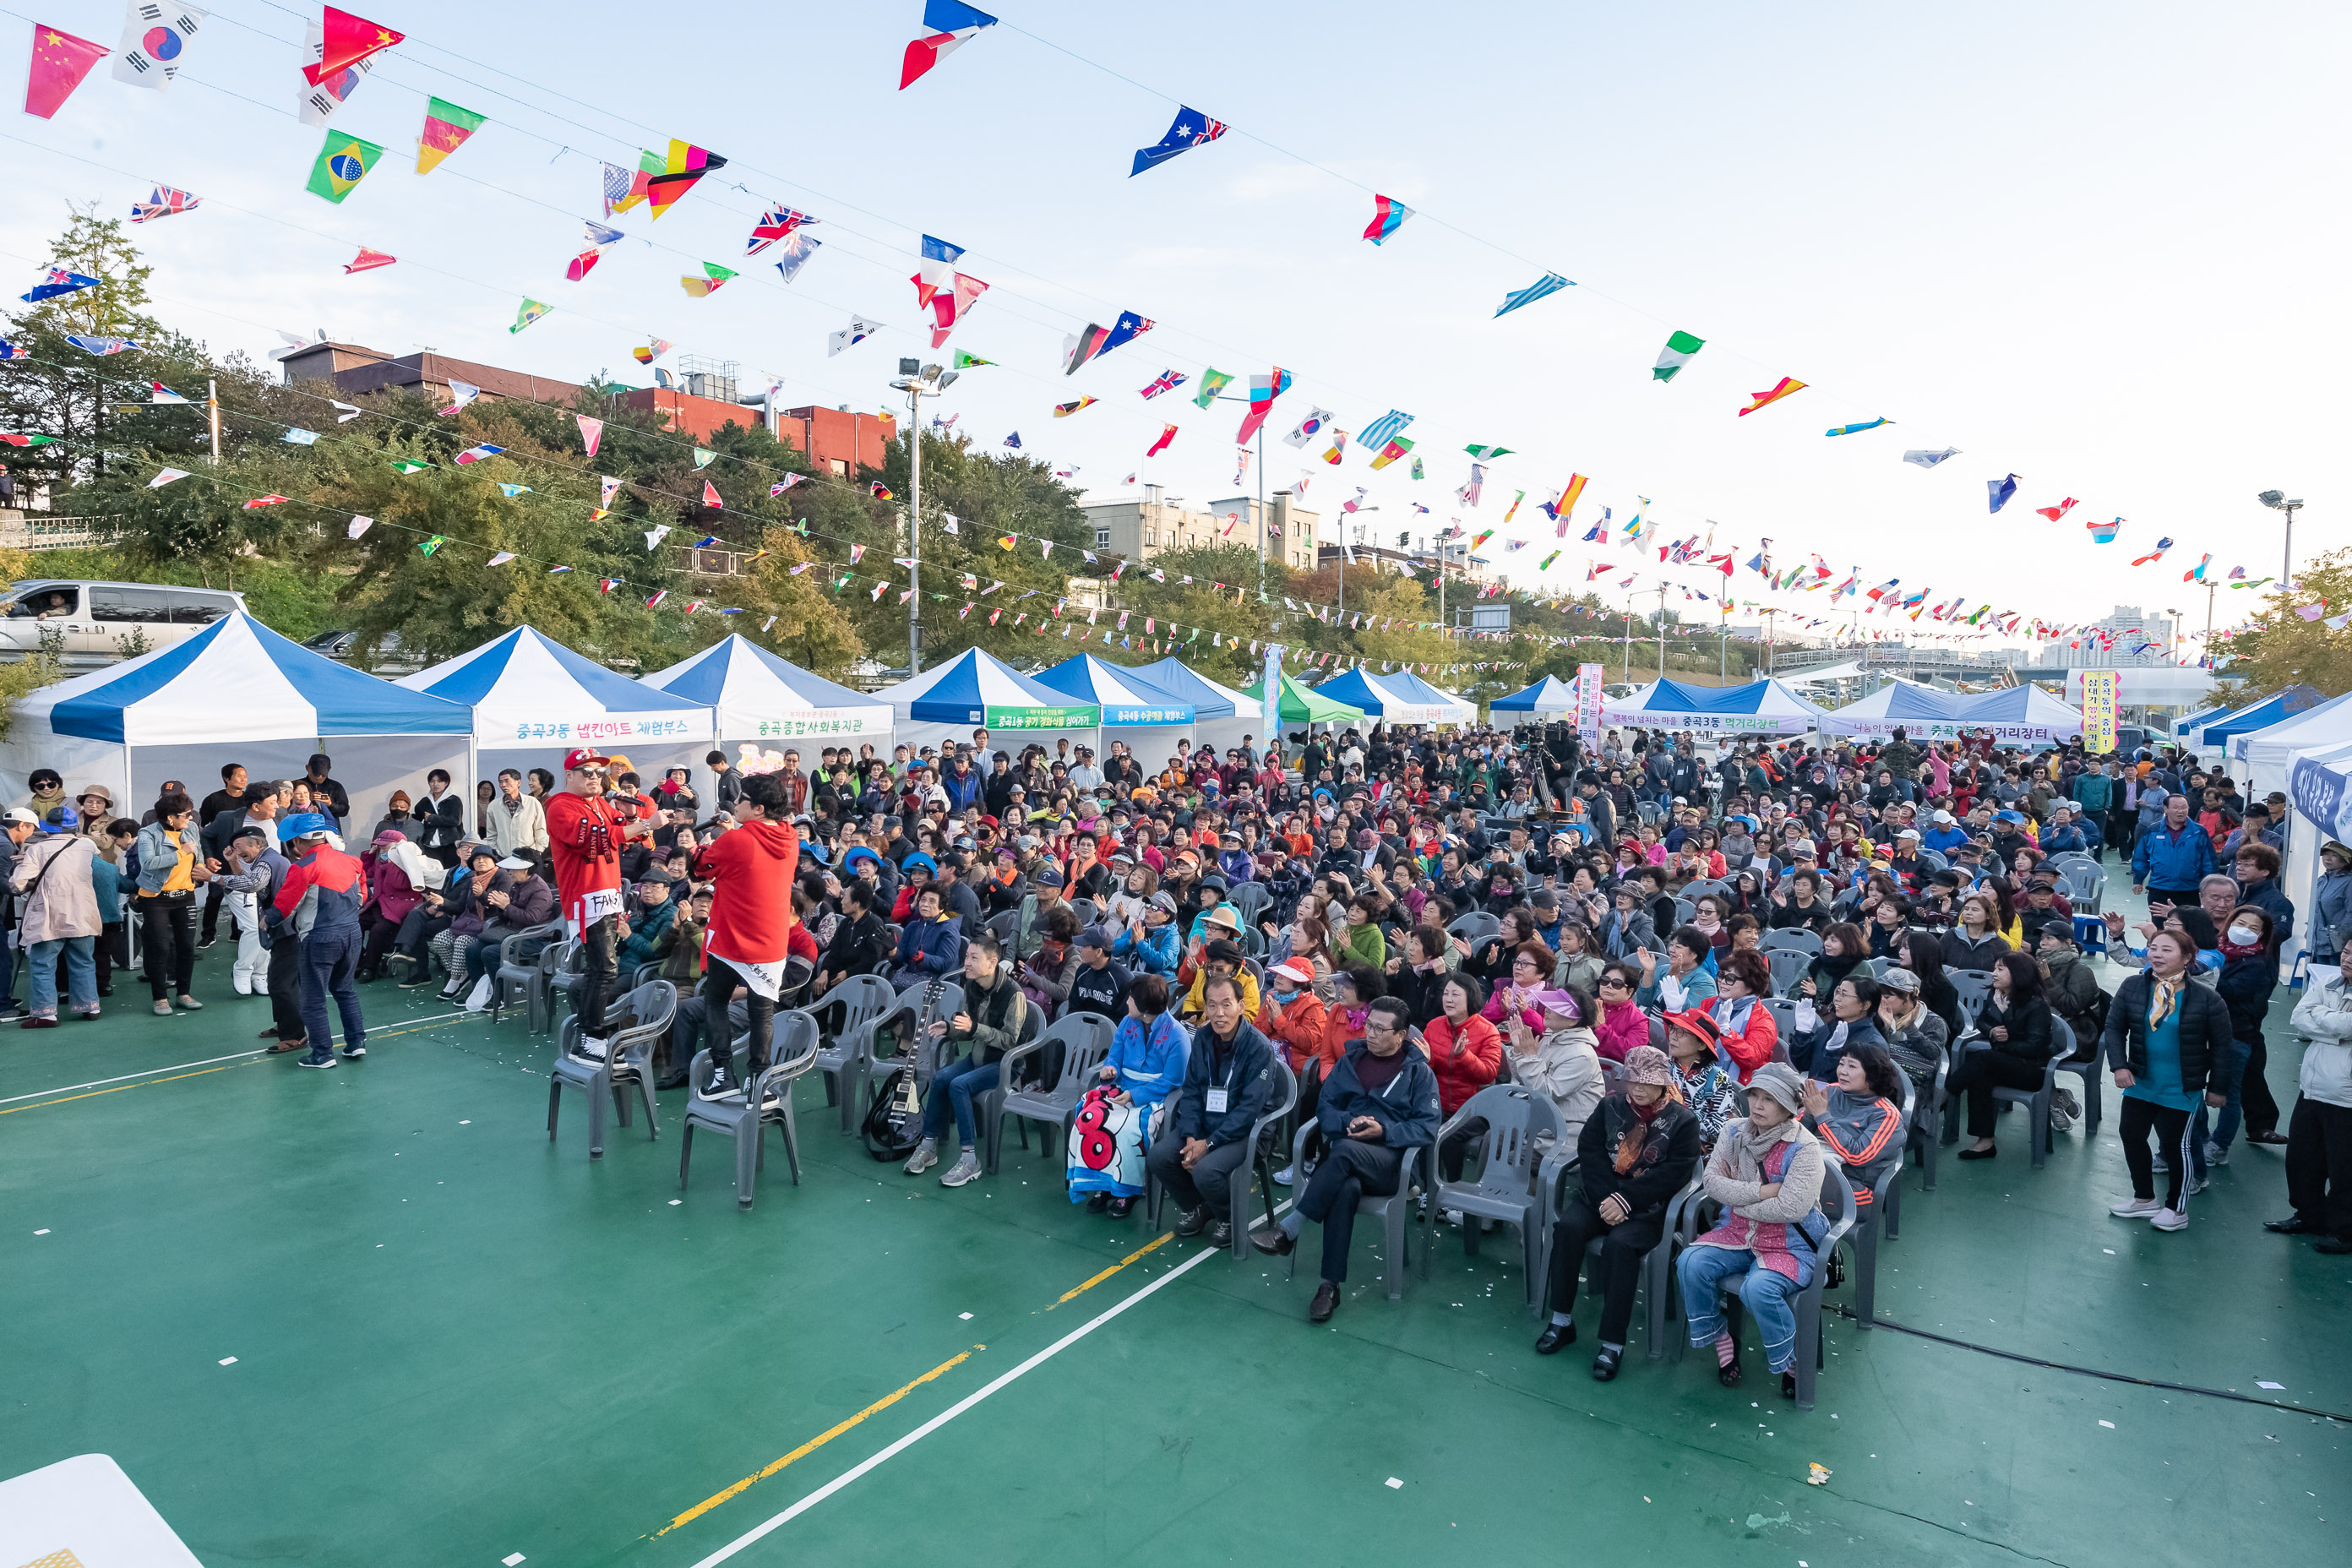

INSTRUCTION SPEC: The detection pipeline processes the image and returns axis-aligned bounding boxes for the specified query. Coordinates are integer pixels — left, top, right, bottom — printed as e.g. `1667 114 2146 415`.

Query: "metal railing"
0 516 125 551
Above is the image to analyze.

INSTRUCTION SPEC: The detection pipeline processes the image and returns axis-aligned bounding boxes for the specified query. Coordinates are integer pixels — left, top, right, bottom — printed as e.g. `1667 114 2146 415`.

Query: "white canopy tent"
0 611 476 834
2233 689 2352 797
871 646 1102 760
1132 656 1264 760
398 626 716 787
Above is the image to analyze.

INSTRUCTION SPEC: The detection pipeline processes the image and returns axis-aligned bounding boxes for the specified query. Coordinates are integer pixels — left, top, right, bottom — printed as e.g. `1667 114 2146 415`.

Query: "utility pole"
889 359 961 675
206 378 220 464
1655 583 1668 678
1620 603 1631 681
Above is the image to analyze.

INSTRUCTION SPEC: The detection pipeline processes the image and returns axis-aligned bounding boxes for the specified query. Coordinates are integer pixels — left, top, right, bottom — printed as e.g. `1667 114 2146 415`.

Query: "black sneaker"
398 972 433 989
703 1069 736 1098
298 1053 338 1070
1173 1206 1208 1238
198 936 218 950
340 1044 366 1059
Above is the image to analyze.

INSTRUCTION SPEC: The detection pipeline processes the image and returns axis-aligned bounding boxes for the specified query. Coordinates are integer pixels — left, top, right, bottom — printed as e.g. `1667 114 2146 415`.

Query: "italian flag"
1652 329 1704 382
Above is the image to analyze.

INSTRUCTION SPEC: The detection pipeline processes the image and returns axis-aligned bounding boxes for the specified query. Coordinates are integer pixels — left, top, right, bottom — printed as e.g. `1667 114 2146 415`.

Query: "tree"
2211 547 2352 698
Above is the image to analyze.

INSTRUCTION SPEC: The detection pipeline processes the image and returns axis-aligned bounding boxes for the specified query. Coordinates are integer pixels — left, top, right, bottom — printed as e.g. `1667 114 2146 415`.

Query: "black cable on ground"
1829 1304 2352 1423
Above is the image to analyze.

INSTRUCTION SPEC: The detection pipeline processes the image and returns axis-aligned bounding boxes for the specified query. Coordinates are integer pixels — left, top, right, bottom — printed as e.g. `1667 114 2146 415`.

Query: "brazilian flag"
307 131 384 204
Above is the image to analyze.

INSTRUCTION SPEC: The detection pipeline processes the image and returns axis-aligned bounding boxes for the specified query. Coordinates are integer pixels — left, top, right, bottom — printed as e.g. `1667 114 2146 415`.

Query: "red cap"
562 748 611 772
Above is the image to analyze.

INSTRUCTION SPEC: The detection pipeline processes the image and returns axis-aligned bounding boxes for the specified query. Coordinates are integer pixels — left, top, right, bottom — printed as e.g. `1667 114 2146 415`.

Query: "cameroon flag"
417 97 486 175
308 130 384 203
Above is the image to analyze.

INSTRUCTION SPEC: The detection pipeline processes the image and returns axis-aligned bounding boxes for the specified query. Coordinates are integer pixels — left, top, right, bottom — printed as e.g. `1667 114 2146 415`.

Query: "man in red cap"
546 748 656 1059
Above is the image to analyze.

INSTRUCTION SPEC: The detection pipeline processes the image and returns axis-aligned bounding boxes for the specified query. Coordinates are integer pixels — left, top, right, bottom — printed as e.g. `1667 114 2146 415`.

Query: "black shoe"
2247 1130 2291 1146
1208 1220 1232 1249
297 1053 337 1070
1957 1145 1997 1161
703 1070 736 1098
2317 1235 2352 1255
1107 1196 1133 1219
1085 1191 1111 1213
339 1045 365 1059
197 936 218 950
1533 1321 1576 1355
1781 1371 1799 1400
1173 1206 1207 1238
19 1017 57 1030
2265 1216 2315 1234
1308 1281 1338 1323
264 1039 305 1054
1718 1354 1744 1389
1592 1346 1624 1382
656 1072 689 1092
1249 1226 1293 1256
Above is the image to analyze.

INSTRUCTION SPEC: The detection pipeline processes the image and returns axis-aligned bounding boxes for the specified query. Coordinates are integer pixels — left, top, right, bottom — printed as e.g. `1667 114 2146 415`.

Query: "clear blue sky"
6 1 2345 651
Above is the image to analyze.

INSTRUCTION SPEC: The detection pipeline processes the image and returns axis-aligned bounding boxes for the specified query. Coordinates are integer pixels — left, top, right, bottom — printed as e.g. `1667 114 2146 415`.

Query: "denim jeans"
2191 1036 2252 1170
29 935 96 1017
300 926 367 1059
922 1054 999 1147
1680 1243 1806 1374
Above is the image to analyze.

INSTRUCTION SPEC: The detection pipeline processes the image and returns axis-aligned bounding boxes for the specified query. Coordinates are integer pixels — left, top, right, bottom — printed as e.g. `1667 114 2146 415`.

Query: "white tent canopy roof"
398 626 714 749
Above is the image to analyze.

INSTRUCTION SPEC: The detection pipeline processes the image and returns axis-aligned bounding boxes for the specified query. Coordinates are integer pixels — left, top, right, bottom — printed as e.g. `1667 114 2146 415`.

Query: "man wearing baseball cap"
272 811 369 1067
689 773 800 1098
547 748 657 1059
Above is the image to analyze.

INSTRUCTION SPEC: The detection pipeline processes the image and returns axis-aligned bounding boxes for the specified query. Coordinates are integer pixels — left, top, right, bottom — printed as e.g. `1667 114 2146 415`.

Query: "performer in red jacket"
690 772 801 1097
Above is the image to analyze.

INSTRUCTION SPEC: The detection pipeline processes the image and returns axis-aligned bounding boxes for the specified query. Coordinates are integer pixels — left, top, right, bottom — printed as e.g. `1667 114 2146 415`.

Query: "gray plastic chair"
490 921 563 1031
1761 996 1805 1049
1446 911 1500 945
1681 879 1733 903
1947 969 1995 1032
1767 949 1811 998
984 908 1021 945
547 979 677 1160
1908 1047 1950 1192
1419 1086 1563 1305
855 978 967 1129
1538 1160 1704 1357
1286 1121 1423 1298
678 1008 821 1209
1144 1058 1295 1259
1228 880 1271 925
1671 1162 1856 1410
811 974 897 1132
1760 928 1822 956
1848 1073 1916 1330
987 1011 1114 1174
2051 1022 2105 1138
1962 1017 2069 1168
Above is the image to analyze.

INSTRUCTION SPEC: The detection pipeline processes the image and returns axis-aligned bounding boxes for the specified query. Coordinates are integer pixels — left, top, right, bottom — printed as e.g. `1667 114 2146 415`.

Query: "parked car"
301 628 424 675
0 579 246 667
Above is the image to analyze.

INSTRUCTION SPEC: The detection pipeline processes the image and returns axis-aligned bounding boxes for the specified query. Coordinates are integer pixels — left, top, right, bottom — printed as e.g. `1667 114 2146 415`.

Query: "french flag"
901 2 998 90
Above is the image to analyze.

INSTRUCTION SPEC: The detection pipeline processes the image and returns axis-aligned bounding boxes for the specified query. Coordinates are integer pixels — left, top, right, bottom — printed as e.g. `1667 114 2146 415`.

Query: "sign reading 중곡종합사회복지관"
748 710 890 738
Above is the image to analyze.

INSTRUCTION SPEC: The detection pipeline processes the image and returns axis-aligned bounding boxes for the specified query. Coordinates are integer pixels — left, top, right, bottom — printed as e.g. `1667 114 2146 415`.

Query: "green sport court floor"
5 912 2347 1567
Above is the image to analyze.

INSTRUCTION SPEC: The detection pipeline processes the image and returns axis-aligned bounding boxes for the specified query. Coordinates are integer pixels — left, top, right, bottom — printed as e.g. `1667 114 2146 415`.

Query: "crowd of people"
15 705 2351 1395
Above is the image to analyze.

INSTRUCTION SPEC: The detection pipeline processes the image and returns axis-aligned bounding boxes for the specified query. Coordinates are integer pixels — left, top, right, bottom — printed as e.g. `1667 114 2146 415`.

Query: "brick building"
279 343 583 406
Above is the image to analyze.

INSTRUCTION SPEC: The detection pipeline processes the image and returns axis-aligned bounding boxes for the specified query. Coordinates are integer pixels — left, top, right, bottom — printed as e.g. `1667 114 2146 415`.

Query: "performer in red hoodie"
690 772 801 1097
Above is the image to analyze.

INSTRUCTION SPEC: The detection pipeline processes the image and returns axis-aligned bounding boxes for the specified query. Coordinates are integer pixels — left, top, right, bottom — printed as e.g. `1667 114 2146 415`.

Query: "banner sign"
2078 669 2121 754
1576 662 1603 744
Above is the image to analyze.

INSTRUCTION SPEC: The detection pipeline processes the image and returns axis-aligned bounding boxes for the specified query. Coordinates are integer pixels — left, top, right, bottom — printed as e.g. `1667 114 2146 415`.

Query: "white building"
2039 604 2175 667
1080 484 1318 571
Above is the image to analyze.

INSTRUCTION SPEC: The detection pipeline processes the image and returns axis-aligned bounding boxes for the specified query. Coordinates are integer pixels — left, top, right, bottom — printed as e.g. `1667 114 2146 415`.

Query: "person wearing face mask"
2204 905 2277 1172
2105 928 2232 1231
1533 1043 1698 1381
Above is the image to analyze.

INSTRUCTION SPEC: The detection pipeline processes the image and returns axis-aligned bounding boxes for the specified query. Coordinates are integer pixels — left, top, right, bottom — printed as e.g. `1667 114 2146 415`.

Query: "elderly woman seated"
1676 1063 1831 1401
1804 1043 1908 1211
1533 1044 1701 1382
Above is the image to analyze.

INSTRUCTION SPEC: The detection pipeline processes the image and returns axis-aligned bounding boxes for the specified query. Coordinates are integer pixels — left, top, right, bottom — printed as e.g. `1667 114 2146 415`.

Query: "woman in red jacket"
1700 947 1779 1084
1425 972 1503 1179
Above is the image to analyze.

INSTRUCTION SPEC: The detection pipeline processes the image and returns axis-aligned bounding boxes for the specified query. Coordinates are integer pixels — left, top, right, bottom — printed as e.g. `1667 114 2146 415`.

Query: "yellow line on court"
0 1057 264 1114
654 1348 979 1537
1045 1231 1173 1309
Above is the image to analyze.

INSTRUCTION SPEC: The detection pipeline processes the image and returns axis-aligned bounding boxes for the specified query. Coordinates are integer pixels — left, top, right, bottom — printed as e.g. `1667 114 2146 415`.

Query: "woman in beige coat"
13 808 103 1025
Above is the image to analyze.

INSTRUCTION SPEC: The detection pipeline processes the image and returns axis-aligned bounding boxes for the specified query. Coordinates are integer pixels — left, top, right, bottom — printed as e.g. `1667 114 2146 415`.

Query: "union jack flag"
1138 368 1189 400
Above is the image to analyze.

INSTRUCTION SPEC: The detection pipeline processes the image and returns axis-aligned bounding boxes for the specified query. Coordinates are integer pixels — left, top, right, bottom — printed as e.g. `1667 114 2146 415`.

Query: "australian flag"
1131 106 1228 177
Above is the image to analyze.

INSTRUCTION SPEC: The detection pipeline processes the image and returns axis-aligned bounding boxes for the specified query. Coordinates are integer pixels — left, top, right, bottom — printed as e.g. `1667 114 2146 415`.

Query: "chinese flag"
24 23 108 119
303 7 405 85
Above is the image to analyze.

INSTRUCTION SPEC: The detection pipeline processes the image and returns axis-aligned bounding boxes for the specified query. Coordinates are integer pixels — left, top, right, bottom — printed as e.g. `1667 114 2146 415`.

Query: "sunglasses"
1598 977 1631 989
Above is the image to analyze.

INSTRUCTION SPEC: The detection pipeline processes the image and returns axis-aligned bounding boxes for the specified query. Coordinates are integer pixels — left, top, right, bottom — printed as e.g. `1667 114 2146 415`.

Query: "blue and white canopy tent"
872 646 1102 759
1380 668 1478 726
1315 667 1452 726
1818 678 1969 739
0 611 476 831
1129 655 1262 759
2170 701 2233 740
1034 654 1195 768
1488 673 1579 714
640 635 892 804
1602 677 1831 737
2186 683 2322 758
398 626 716 781
1945 683 2084 744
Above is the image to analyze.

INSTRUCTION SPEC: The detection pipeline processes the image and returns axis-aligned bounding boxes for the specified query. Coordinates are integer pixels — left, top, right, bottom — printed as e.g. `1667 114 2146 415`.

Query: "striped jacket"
1808 1086 1905 1206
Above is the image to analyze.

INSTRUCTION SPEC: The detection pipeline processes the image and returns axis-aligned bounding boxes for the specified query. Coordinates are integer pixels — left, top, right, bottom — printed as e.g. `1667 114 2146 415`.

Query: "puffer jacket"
2289 973 2352 1108
895 913 964 979
1421 1011 1502 1118
2101 970 2235 1097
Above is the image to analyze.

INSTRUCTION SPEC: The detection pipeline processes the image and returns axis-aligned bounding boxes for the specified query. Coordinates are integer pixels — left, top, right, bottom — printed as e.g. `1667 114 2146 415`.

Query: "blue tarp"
2197 683 2322 748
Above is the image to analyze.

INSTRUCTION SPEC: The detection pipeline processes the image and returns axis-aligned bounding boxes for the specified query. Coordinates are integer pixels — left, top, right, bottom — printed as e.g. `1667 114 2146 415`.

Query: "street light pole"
2259 490 2304 591
890 359 961 676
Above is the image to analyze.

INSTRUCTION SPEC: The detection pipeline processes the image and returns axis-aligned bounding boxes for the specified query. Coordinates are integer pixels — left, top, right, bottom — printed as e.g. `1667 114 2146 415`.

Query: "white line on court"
688 1203 1290 1567
0 1009 473 1105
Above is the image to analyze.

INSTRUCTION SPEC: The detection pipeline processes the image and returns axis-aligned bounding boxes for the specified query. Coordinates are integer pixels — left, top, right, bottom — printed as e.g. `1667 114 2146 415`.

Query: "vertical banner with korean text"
2079 669 2121 754
1263 642 1286 750
1577 662 1605 745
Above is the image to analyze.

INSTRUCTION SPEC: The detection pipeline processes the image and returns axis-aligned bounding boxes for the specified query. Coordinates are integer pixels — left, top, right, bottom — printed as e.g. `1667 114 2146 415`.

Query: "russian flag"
1363 194 1413 245
901 2 998 90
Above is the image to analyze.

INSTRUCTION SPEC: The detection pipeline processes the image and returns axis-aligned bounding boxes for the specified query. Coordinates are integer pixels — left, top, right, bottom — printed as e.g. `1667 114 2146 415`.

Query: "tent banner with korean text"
1578 663 1605 744
2079 669 2121 754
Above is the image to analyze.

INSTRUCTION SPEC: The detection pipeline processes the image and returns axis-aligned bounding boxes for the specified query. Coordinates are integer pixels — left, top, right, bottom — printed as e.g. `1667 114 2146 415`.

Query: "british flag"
1138 367 1189 400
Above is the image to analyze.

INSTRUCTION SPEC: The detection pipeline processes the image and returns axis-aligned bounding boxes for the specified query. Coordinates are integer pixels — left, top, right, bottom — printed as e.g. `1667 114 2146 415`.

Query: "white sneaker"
1271 1164 1295 1187
2183 1173 2208 1197
2110 1195 2162 1218
2204 1140 2230 1167
902 1139 939 1176
939 1150 983 1188
231 978 252 996
2151 1207 2189 1231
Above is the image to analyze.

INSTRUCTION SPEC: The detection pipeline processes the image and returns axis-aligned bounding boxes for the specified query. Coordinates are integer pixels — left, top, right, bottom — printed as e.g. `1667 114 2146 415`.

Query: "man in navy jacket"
1252 997 1439 1322
1146 972 1277 1248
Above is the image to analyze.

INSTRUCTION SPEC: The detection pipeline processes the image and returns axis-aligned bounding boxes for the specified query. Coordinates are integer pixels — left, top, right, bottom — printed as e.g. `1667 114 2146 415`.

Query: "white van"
0 580 248 667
